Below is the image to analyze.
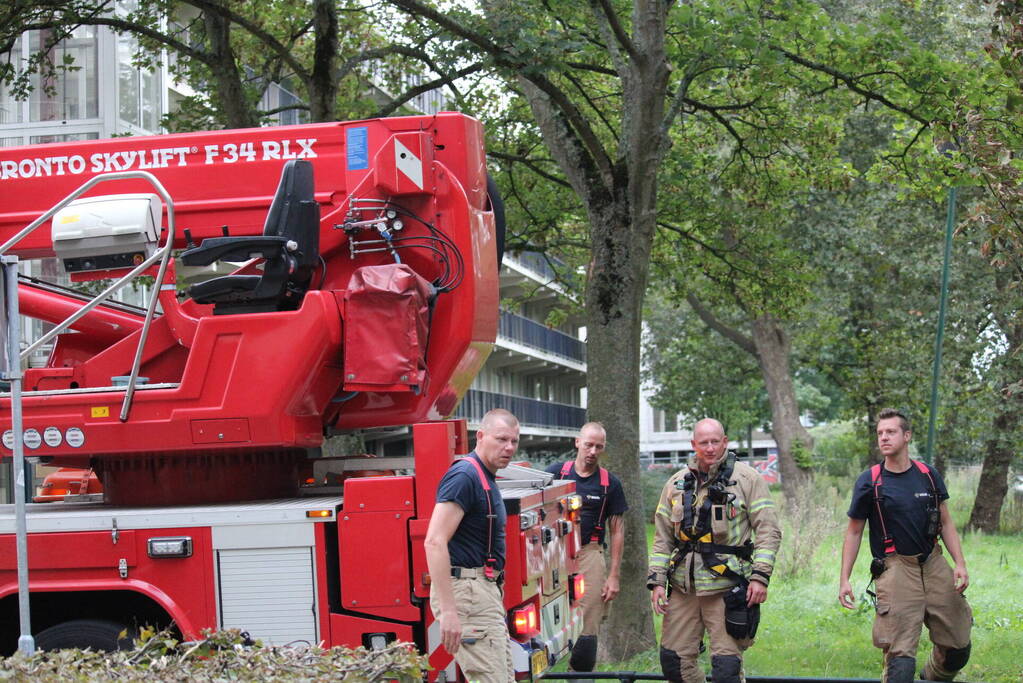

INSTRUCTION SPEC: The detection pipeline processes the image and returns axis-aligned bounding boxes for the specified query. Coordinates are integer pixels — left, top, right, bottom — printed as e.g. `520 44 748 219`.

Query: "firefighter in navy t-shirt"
545 422 628 673
425 409 518 683
838 408 972 683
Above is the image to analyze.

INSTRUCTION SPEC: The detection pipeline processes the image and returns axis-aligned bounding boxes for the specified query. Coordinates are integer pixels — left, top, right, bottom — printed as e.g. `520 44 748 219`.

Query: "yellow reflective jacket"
647 455 781 595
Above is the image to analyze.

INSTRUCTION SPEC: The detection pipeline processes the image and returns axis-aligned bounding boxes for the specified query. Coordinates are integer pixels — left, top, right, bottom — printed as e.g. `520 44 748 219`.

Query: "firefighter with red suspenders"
546 422 628 673
425 409 520 683
839 408 973 683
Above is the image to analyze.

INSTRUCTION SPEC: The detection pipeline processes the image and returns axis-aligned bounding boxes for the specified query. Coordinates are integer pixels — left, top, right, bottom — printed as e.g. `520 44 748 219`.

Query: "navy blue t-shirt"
546 461 628 546
848 462 949 559
436 452 507 570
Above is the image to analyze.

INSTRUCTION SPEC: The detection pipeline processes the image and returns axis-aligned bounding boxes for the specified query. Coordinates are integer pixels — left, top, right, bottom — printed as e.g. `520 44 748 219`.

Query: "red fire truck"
0 113 583 680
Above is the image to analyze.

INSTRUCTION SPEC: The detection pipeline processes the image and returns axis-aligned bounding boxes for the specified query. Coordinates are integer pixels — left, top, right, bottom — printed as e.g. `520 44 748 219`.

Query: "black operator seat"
180 159 320 315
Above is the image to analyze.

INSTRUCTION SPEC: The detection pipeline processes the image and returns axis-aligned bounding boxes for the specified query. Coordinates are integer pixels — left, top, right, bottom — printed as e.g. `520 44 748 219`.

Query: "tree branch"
488 150 574 189
587 0 634 74
384 0 614 188
686 294 757 355
184 0 309 82
774 46 930 125
372 62 484 117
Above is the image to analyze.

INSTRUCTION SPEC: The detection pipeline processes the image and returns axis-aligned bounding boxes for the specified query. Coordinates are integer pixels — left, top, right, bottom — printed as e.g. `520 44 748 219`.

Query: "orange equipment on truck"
0 114 583 680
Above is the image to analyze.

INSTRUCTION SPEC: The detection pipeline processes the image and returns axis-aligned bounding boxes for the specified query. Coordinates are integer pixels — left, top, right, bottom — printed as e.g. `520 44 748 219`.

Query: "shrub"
642 467 676 519
0 628 427 682
811 421 865 478
774 480 844 579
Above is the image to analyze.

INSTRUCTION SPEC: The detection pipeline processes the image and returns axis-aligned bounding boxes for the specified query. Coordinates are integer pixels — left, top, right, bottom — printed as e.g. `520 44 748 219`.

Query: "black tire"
486 173 506 268
35 618 134 652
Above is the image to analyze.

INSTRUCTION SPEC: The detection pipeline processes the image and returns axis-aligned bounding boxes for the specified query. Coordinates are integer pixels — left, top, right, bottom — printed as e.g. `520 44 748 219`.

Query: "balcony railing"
506 251 561 281
499 310 586 363
456 389 586 431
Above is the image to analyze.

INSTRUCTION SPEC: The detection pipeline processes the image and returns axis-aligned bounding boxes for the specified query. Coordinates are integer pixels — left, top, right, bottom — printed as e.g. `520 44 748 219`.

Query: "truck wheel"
35 619 134 652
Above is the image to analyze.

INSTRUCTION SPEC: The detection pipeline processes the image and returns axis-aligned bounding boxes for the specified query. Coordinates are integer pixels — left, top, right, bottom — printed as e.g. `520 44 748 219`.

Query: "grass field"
553 469 1023 682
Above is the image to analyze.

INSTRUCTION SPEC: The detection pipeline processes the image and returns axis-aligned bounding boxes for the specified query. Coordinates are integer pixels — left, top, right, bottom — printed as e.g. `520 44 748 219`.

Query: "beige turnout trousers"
872 545 972 681
660 586 752 683
431 574 515 683
577 543 608 636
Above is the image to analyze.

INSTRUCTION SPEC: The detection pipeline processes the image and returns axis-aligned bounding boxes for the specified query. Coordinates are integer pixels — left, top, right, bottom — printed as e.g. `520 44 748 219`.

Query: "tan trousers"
578 543 608 636
431 576 515 683
661 587 752 683
872 546 972 682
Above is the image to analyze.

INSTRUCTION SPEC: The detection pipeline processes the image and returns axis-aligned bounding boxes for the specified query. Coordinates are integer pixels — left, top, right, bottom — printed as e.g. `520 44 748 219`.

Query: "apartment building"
455 251 586 463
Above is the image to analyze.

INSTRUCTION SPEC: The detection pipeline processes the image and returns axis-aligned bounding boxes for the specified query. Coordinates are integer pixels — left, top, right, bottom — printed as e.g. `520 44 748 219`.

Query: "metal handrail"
0 170 177 422
542 673 952 682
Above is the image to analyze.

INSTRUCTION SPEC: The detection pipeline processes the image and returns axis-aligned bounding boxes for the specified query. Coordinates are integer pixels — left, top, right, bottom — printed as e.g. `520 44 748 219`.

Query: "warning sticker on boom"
347 127 369 170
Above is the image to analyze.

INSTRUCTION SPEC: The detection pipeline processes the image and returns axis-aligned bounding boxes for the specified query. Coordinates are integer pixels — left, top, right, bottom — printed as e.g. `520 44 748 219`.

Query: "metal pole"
924 185 957 466
3 255 35 654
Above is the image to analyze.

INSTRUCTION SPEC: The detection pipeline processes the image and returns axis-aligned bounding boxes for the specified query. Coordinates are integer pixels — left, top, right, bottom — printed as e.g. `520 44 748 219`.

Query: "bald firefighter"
545 422 628 673
839 408 972 682
648 418 781 683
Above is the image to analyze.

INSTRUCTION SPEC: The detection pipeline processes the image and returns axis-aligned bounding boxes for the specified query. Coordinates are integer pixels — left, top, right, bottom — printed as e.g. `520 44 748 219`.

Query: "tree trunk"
308 0 339 122
203 11 259 129
686 298 815 500
967 406 1016 532
864 402 882 467
750 314 814 498
967 312 1023 532
584 191 658 659
513 0 669 659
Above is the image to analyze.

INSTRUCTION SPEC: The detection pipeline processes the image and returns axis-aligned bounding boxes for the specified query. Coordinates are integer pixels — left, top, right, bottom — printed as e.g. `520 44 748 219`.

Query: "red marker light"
570 573 585 603
510 603 539 639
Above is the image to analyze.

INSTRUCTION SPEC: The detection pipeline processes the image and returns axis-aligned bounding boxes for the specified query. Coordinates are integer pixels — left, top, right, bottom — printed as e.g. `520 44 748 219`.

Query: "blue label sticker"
346 126 369 170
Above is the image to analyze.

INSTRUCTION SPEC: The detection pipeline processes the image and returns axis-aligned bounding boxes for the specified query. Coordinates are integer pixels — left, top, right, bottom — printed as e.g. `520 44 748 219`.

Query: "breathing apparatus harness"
670 452 761 639
671 453 755 587
867 459 941 584
560 461 610 545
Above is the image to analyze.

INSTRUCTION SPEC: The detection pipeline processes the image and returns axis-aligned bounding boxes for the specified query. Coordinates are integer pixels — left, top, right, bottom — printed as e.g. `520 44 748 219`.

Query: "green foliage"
811 421 866 476
641 467 673 522
0 628 427 682
789 439 813 470
642 293 770 436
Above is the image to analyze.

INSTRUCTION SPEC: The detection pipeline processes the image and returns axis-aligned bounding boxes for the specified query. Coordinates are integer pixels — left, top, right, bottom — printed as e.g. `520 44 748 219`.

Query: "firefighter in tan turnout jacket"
648 419 781 683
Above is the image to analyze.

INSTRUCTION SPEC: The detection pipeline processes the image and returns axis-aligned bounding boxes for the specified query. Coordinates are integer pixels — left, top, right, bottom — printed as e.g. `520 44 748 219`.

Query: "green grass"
552 471 1023 682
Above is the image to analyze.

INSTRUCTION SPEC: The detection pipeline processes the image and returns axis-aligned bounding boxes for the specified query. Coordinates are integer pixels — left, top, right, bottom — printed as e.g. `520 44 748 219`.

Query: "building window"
29 132 99 145
29 27 99 122
653 409 679 433
261 81 305 126
0 37 25 126
117 34 162 132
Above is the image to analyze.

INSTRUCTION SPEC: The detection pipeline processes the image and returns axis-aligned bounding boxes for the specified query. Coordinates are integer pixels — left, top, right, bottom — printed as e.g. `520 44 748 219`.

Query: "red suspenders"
870 460 940 556
465 455 499 578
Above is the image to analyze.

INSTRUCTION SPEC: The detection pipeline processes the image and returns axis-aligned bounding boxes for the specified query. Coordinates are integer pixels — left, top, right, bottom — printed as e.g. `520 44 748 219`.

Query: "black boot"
710 654 741 683
886 655 916 683
659 646 683 683
569 635 597 672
